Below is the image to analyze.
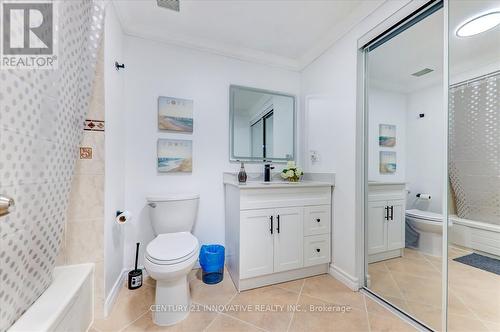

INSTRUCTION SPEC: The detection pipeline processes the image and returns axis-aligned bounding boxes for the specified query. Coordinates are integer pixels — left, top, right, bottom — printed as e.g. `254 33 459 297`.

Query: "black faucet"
264 164 275 182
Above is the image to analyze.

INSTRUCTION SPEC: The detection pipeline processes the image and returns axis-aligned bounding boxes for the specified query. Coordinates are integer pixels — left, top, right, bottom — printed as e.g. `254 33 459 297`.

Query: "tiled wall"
57 45 105 318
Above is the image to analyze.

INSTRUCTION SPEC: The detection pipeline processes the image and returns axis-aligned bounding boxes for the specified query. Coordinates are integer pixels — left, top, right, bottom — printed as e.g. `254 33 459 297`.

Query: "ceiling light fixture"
456 10 500 37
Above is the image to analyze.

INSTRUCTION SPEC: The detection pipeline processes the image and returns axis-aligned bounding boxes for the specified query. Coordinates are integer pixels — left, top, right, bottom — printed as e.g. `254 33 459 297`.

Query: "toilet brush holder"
128 242 143 290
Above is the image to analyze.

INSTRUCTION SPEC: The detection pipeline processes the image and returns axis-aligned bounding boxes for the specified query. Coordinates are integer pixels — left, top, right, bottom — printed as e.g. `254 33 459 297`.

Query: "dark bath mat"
453 253 500 275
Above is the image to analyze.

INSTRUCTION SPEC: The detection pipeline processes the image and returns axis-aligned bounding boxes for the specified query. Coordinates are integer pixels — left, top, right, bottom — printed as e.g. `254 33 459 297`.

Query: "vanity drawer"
304 234 330 267
304 205 331 236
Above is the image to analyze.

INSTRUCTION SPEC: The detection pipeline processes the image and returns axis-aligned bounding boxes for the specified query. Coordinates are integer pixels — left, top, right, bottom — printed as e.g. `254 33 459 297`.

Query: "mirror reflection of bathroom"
448 1 500 331
365 3 445 330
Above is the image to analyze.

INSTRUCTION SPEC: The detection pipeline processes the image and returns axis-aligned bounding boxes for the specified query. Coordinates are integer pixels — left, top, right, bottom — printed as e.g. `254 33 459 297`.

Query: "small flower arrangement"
281 161 304 182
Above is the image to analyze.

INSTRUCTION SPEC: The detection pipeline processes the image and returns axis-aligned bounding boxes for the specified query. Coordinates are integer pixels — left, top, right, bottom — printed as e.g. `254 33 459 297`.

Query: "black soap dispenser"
238 161 247 184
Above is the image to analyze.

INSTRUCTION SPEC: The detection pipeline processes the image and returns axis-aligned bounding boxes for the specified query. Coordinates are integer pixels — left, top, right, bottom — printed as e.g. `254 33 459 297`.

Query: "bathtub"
450 215 500 258
9 263 94 332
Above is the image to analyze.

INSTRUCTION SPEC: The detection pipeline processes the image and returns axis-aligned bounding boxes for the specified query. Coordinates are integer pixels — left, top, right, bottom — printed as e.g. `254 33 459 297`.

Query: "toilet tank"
146 194 199 235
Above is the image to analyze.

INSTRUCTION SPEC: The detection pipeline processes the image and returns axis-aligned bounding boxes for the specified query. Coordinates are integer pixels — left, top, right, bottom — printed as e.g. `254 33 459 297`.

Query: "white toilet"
144 194 200 326
406 209 443 256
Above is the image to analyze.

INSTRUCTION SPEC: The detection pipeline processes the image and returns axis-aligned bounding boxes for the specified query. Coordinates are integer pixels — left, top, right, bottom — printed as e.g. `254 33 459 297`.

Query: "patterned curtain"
449 72 500 225
0 1 104 330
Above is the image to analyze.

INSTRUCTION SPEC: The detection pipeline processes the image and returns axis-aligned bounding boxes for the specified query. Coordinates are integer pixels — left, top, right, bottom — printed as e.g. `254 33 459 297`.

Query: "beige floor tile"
367 312 417 332
448 246 472 260
368 261 389 273
93 284 155 332
368 269 404 300
364 296 409 318
190 271 236 306
391 271 442 306
289 294 369 332
448 314 489 332
384 256 438 276
406 301 442 331
448 262 500 291
482 320 500 332
301 274 366 310
225 285 298 332
272 278 304 293
206 314 263 332
122 310 218 332
403 248 426 261
190 277 236 304
450 286 500 324
447 292 475 317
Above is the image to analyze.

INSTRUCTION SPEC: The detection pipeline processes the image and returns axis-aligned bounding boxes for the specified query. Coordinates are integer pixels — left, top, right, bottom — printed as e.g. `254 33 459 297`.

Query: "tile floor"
92 269 417 332
368 247 500 332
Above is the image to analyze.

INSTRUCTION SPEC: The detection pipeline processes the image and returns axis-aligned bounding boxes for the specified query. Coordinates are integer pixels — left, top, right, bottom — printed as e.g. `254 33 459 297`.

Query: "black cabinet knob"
316 218 321 222
316 248 321 253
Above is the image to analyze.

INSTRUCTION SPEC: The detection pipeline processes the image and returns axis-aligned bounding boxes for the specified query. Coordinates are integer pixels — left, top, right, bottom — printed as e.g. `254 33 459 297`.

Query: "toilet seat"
146 232 199 265
406 209 442 223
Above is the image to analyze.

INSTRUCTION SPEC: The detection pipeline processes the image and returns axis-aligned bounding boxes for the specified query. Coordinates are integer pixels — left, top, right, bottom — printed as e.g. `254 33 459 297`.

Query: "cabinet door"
240 209 275 279
367 201 387 255
274 207 304 272
387 199 405 250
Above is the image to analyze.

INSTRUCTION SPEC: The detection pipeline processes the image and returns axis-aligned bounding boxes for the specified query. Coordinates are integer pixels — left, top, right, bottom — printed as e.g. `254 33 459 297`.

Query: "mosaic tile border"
84 119 105 132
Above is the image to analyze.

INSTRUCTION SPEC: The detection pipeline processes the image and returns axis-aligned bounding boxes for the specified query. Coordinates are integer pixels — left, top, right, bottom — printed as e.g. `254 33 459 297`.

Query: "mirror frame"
229 84 296 163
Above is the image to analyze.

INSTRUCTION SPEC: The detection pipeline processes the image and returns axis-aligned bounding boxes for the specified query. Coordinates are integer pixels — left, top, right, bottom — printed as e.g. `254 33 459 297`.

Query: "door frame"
354 0 449 331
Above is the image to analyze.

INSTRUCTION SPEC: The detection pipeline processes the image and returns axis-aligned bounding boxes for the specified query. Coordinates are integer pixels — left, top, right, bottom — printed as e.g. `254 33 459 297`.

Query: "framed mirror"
229 85 295 162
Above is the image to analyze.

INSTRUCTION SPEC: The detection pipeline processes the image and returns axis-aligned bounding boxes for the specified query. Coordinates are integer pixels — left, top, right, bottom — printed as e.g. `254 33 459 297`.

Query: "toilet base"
153 277 191 326
417 231 442 257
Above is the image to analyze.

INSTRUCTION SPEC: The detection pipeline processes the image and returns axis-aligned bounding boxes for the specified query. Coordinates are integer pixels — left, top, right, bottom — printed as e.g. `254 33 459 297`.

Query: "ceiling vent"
157 0 180 12
411 68 434 77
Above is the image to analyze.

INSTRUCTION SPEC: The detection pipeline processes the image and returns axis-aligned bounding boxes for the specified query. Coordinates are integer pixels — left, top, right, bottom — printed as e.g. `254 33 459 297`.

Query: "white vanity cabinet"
224 175 334 291
367 183 406 263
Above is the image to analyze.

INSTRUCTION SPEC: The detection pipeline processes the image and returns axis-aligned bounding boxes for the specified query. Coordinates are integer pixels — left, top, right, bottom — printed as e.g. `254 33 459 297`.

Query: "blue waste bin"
199 244 224 284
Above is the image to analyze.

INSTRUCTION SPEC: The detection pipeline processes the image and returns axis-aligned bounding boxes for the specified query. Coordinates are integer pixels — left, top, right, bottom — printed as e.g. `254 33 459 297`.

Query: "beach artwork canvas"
380 151 396 174
157 139 192 173
379 124 396 147
158 96 193 132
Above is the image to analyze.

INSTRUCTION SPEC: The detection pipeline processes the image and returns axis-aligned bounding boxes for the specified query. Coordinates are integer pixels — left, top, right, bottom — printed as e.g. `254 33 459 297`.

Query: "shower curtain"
449 72 500 225
0 1 104 330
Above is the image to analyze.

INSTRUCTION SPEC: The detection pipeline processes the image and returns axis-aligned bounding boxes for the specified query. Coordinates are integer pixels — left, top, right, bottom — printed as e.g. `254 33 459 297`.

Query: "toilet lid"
146 232 198 264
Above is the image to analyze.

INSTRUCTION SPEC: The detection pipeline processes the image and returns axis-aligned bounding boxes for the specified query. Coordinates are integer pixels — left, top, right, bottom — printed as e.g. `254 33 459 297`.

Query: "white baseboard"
104 268 128 317
329 264 361 291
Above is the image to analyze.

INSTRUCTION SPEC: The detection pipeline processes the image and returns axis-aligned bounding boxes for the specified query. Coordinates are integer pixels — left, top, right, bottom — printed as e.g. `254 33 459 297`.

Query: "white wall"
104 2 126 306
368 88 407 182
122 36 300 269
300 0 411 285
405 84 444 213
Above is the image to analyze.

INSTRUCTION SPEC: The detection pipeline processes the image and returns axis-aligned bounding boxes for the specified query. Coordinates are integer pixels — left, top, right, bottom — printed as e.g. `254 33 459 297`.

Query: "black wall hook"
115 61 125 71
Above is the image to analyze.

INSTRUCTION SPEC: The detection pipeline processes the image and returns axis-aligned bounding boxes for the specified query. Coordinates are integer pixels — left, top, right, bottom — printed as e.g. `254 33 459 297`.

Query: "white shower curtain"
0 1 105 330
449 72 500 225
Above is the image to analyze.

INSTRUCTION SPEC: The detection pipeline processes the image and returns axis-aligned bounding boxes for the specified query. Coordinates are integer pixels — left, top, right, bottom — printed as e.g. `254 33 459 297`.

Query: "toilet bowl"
406 209 443 256
145 194 199 326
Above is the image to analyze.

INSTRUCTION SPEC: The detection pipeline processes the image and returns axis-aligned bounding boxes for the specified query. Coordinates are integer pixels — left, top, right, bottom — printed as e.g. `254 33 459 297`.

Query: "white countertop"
223 172 335 189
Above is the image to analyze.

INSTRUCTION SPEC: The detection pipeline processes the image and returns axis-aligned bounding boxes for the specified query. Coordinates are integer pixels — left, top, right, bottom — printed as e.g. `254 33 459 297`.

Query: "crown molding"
121 27 302 72
112 0 386 73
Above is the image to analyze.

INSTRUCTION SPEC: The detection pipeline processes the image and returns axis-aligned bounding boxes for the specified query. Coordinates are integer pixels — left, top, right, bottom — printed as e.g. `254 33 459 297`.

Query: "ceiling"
369 0 500 94
112 0 384 71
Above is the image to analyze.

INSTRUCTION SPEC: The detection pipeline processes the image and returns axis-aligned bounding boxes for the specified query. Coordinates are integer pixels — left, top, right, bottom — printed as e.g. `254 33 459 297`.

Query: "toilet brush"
128 242 143 290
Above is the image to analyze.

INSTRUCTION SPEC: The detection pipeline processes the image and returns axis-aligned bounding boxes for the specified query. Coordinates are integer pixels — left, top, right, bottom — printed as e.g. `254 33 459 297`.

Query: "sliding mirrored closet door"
363 1 446 330
447 1 500 331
